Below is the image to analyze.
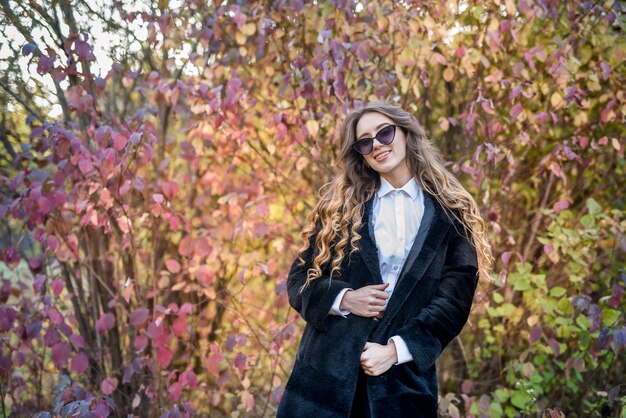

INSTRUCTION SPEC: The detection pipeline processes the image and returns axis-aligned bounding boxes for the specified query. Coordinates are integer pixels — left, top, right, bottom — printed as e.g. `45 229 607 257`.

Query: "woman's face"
355 112 410 182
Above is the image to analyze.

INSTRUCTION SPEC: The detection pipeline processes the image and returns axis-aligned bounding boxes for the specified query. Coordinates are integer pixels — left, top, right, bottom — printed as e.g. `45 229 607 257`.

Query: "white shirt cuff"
389 336 413 365
328 288 352 317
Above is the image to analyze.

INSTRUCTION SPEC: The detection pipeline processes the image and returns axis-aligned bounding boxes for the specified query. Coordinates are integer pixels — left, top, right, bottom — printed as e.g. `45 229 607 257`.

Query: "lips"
374 151 391 161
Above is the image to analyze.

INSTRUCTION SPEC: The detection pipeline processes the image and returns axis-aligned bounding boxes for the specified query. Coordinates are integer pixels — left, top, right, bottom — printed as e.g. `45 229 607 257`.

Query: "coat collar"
359 189 453 321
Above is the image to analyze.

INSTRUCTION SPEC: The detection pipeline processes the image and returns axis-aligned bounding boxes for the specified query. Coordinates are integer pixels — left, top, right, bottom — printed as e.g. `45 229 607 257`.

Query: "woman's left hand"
360 341 398 376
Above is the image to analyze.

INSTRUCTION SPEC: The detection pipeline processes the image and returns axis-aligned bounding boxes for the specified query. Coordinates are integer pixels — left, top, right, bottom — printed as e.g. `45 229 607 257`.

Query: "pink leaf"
168 382 182 402
509 103 523 120
113 133 127 151
233 352 247 374
96 312 115 335
129 308 150 327
196 265 214 287
165 259 181 273
178 236 193 257
241 390 255 412
162 181 180 198
206 344 223 377
101 377 118 395
51 342 71 369
179 370 198 389
70 334 85 349
78 156 93 174
47 235 59 252
172 316 187 337
48 307 63 325
157 346 173 368
51 279 64 296
134 335 148 352
179 303 193 317
195 236 212 258
500 251 511 266
552 199 570 213
71 352 89 373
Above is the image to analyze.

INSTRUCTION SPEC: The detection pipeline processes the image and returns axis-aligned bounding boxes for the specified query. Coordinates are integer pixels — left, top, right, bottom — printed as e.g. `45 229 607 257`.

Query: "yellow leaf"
612 137 621 151
399 77 409 94
235 31 246 46
295 96 306 109
550 92 564 109
242 22 256 36
306 120 319 137
439 117 450 132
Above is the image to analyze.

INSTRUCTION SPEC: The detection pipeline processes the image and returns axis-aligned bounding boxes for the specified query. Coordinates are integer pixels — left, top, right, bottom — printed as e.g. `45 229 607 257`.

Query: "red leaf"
101 377 118 395
129 308 150 327
71 352 89 373
165 259 180 273
96 313 115 335
157 346 173 368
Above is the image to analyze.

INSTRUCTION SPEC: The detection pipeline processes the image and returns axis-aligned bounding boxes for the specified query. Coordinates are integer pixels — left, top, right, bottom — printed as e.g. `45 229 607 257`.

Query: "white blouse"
329 175 424 364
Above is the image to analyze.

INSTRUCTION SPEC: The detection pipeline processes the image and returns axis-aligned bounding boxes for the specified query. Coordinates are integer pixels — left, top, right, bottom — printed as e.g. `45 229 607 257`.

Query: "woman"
277 101 493 418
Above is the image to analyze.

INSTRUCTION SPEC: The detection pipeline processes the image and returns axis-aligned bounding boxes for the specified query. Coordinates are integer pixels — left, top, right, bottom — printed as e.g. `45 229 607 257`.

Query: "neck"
381 170 413 189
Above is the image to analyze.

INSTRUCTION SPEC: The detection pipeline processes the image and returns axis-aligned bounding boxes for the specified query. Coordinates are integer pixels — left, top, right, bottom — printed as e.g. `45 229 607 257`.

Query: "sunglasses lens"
356 140 373 155
377 125 395 145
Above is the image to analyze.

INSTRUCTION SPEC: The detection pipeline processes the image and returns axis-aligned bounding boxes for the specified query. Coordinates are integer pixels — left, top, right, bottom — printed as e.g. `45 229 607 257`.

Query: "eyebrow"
357 123 391 140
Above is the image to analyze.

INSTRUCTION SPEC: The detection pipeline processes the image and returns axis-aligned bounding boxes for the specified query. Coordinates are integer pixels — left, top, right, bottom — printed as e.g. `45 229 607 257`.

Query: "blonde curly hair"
298 101 493 289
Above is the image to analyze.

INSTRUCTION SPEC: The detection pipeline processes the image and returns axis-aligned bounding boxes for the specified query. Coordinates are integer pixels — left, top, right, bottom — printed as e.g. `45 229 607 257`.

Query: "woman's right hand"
339 283 390 317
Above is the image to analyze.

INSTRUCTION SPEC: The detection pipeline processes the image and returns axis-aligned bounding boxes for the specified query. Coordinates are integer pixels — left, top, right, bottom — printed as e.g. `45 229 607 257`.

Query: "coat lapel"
358 196 384 285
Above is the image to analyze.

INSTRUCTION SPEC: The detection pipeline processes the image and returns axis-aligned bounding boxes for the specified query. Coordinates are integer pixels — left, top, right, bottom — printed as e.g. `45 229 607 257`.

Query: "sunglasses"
352 124 397 155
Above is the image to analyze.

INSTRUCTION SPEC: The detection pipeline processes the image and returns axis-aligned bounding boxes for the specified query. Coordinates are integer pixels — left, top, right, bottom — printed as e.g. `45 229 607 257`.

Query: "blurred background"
0 0 624 416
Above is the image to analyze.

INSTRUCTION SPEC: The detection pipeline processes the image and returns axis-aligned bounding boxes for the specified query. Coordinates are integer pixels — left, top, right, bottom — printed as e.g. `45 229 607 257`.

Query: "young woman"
277 101 493 418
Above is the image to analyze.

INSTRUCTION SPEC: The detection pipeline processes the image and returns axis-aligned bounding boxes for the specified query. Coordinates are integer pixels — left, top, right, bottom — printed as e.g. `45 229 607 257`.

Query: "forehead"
355 112 394 137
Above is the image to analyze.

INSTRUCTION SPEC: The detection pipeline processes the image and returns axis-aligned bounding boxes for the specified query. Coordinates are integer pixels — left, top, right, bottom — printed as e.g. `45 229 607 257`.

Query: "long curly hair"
297 101 493 289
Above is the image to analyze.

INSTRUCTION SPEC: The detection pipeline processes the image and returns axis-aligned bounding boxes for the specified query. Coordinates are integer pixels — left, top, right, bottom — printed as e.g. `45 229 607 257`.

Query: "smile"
375 151 391 161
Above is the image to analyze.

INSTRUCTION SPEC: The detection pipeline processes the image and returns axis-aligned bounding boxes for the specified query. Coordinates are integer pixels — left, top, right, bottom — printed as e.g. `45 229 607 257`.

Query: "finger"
369 283 390 290
363 342 374 350
372 290 389 299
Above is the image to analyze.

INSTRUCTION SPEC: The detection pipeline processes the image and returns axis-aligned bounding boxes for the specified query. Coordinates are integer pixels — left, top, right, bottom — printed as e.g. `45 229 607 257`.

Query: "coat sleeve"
286 232 352 332
394 222 479 373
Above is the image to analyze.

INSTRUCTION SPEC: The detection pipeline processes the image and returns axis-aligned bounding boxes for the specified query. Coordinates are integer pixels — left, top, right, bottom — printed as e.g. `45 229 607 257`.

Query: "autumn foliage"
0 0 624 417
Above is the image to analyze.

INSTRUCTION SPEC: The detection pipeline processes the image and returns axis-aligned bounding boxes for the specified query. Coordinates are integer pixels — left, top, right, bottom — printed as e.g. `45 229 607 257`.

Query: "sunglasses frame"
352 124 397 155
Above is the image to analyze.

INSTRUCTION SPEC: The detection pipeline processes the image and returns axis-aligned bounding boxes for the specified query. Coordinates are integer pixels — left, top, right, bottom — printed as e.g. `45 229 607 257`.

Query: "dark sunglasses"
352 124 397 155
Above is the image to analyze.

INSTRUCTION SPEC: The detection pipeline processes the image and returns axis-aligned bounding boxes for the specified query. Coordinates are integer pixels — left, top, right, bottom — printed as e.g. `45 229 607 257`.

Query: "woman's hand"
339 283 389 317
360 341 398 376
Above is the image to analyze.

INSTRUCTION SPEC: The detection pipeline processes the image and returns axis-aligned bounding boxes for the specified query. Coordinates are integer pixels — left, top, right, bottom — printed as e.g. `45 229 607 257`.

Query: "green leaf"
511 392 527 409
586 197 601 214
550 286 567 297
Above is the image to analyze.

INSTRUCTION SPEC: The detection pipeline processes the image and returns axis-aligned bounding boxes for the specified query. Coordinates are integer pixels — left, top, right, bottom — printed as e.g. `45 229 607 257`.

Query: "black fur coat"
277 191 479 418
